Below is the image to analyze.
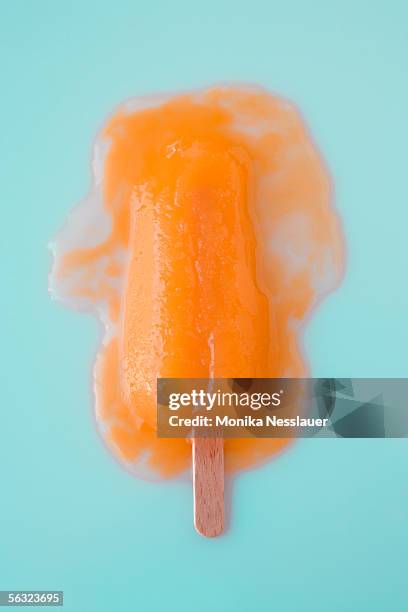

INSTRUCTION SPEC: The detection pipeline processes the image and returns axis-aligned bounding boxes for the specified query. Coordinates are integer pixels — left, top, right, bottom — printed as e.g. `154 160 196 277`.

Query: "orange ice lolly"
50 85 344 536
119 126 271 535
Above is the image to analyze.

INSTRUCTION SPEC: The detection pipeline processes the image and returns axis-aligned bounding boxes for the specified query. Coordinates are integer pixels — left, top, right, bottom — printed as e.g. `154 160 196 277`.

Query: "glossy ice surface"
50 85 343 478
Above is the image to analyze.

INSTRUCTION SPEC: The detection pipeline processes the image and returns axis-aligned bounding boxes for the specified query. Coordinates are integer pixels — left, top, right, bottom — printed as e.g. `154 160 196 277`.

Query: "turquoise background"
1 1 407 610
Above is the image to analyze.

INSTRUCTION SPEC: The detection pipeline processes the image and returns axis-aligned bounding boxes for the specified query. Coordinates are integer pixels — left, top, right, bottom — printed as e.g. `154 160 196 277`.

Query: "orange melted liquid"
52 85 343 478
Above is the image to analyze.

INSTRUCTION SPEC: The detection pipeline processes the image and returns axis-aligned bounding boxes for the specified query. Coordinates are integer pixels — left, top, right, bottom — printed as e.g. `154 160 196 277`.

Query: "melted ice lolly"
49 85 344 536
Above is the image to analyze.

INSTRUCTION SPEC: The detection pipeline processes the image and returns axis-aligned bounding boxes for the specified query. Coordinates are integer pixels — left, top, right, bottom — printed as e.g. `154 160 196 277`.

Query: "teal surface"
1 1 407 611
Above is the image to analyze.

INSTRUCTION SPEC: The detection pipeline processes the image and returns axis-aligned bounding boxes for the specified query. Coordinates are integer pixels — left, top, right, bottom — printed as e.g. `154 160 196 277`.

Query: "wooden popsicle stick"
193 437 224 537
